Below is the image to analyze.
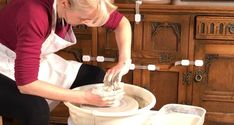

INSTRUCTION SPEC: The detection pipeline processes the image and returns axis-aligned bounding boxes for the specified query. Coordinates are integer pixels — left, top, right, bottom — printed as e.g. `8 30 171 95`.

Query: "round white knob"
181 60 190 66
147 64 156 71
96 56 105 62
136 0 142 4
135 14 141 23
195 60 204 66
82 55 91 62
129 64 135 70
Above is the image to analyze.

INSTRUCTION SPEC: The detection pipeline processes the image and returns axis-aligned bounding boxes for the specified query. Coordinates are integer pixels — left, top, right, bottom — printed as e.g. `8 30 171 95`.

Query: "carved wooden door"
136 14 191 110
193 16 234 125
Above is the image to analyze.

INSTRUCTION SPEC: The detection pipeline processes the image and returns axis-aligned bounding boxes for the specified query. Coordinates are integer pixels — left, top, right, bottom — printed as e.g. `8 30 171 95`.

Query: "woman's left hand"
103 59 131 90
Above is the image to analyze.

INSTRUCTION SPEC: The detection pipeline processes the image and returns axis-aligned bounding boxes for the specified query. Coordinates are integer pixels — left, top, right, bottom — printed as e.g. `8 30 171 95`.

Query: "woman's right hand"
74 89 124 107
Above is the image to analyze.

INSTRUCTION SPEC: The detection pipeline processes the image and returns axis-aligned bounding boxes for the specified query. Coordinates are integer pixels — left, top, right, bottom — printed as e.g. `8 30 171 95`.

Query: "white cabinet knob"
96 56 105 62
82 55 91 62
135 14 141 23
195 60 203 66
130 64 136 70
181 59 190 66
147 64 156 71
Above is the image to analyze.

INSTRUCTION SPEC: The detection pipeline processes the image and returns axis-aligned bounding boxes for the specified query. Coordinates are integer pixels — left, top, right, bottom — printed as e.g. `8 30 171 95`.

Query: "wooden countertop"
116 3 234 14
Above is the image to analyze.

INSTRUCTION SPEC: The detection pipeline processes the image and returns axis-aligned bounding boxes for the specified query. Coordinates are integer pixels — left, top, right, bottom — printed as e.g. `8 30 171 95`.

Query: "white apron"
0 0 81 110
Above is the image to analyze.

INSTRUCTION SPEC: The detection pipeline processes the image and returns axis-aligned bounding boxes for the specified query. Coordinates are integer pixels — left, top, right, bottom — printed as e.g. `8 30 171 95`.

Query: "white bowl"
64 83 156 125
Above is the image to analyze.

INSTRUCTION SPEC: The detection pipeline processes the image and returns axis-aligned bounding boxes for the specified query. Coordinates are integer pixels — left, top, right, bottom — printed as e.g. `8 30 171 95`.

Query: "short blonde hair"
69 0 117 27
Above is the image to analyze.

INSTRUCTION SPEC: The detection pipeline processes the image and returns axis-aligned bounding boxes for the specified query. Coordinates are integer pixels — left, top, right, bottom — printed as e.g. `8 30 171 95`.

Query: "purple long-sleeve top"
0 0 123 86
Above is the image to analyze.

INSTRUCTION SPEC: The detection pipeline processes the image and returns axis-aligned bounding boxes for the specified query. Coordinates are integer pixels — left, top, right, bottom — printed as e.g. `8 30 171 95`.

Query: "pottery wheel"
80 95 139 113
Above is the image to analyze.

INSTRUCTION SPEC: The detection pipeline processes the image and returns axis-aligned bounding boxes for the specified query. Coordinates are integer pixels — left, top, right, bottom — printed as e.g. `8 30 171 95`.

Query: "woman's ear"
60 0 71 9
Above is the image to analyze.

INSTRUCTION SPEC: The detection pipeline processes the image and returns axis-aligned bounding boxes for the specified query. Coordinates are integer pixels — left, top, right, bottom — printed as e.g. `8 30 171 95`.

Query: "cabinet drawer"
195 16 234 40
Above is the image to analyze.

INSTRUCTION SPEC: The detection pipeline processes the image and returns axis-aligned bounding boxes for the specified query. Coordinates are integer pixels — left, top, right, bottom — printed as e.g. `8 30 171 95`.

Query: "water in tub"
153 112 200 125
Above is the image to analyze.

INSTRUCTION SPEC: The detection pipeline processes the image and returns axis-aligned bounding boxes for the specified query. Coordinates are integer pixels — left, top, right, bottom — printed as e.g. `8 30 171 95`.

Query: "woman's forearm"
17 80 84 104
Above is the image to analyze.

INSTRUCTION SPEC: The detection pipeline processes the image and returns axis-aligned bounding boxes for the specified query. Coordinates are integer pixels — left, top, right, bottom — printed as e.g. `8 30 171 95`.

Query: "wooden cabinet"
1 1 234 125
95 12 191 110
93 4 234 125
192 15 234 125
53 4 234 125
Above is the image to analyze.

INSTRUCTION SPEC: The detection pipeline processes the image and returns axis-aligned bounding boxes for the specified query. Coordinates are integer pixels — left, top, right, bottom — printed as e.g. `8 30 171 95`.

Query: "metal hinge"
183 71 192 85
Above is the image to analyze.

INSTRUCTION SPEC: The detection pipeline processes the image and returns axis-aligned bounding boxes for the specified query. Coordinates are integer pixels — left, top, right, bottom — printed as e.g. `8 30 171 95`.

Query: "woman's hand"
75 88 124 107
103 59 131 90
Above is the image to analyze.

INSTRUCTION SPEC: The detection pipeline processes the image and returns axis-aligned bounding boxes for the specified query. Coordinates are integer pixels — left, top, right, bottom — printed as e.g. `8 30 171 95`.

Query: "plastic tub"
153 104 206 125
64 83 156 125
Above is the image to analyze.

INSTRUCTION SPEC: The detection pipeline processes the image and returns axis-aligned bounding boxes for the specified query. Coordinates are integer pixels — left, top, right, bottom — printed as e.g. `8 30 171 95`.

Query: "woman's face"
58 0 96 26
63 9 93 26
64 1 99 26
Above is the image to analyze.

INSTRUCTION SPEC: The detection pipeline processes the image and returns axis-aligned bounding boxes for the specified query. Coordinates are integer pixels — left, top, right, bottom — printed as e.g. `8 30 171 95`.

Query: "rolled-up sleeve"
15 2 49 86
103 10 123 30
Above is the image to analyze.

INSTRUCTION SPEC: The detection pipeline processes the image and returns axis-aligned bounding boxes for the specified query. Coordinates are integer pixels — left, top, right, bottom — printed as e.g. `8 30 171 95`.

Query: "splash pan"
64 83 156 125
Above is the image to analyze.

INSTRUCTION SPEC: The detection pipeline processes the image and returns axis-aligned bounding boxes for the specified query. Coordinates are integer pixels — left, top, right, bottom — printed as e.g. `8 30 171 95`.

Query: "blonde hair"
68 0 117 27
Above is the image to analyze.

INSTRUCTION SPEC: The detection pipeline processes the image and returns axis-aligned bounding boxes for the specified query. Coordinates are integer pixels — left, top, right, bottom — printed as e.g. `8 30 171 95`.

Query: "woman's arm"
17 80 111 106
114 16 132 64
104 16 132 86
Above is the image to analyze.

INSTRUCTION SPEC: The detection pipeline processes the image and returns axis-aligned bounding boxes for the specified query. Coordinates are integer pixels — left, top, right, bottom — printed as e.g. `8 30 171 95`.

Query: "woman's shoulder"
14 0 53 23
18 0 53 13
15 0 53 37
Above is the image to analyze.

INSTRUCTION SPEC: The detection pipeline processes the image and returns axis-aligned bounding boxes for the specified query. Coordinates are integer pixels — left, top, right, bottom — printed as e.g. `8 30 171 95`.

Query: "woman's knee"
71 64 105 88
18 95 50 125
0 74 49 125
82 64 105 80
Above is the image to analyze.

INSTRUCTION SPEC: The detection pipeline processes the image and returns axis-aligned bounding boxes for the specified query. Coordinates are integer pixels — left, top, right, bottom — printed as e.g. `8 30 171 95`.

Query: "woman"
0 0 132 124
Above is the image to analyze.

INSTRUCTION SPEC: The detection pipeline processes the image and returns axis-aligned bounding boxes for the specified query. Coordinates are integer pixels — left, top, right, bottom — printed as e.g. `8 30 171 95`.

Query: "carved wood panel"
196 16 234 40
139 14 190 64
